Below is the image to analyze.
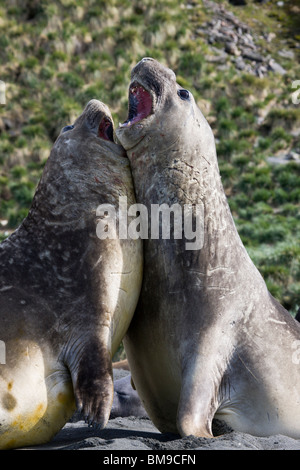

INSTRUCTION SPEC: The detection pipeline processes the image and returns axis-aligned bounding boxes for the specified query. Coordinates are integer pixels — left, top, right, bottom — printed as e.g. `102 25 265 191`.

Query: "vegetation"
0 0 299 318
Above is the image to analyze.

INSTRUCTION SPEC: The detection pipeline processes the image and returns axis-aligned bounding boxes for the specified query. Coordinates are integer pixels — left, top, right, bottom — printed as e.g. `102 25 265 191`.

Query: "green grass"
0 0 299 315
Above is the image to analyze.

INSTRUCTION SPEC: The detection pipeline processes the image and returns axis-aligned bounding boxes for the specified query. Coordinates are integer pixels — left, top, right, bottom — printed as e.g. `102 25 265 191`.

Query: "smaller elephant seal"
0 100 143 449
117 58 300 439
111 359 147 419
110 375 148 419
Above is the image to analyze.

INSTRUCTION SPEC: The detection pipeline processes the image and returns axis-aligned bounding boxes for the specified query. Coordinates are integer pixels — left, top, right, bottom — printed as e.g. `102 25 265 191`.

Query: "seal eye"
62 125 74 133
177 89 190 101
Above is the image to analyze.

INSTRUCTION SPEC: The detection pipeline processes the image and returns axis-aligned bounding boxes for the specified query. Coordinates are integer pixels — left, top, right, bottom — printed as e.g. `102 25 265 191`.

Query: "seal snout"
80 99 115 142
119 57 178 130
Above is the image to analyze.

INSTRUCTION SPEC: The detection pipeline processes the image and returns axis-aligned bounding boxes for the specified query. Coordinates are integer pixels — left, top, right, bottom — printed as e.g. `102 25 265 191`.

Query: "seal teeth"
130 85 147 95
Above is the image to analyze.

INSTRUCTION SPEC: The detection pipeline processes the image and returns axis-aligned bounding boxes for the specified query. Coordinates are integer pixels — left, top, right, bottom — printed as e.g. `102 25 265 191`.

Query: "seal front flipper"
65 337 113 429
177 359 220 438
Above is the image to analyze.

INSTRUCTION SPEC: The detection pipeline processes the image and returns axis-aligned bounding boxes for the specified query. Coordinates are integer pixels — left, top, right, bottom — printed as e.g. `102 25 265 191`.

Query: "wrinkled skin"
116 58 300 439
0 100 143 449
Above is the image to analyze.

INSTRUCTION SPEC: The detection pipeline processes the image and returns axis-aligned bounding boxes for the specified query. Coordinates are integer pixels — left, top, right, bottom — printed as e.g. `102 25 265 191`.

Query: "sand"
19 369 300 452
20 416 300 451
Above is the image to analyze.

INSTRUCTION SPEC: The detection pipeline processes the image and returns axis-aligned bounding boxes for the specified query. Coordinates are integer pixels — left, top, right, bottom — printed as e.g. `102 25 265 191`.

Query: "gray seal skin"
116 58 300 439
0 100 143 449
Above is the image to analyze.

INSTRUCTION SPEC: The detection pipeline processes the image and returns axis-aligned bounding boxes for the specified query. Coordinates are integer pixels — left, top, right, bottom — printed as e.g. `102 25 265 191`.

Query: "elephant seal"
0 100 143 449
116 58 300 439
111 359 147 419
110 375 148 419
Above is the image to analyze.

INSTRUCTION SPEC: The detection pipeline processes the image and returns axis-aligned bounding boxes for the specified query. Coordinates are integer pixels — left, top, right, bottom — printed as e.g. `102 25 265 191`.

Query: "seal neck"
128 141 263 298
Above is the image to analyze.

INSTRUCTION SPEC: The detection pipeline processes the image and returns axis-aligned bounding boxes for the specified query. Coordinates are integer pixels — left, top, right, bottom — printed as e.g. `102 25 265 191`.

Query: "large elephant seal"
0 100 143 449
116 58 300 439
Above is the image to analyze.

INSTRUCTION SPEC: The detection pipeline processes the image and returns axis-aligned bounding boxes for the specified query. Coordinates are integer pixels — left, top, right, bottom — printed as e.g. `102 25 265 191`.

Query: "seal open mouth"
121 82 153 127
98 117 114 142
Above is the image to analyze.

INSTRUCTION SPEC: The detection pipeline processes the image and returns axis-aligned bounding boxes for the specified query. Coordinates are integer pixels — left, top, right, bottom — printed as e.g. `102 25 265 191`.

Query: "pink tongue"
132 86 152 122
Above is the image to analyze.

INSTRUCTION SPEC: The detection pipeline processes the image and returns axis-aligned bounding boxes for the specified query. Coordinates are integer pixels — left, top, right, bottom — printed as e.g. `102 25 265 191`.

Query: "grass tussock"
0 0 299 313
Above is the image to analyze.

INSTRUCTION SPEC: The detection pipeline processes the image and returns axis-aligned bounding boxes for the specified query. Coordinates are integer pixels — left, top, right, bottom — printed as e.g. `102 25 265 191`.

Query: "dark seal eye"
62 125 74 133
177 89 190 101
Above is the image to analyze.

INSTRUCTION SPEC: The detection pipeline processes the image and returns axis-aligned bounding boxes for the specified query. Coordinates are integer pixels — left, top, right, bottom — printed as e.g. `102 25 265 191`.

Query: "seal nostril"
98 118 114 142
141 57 154 62
62 125 74 133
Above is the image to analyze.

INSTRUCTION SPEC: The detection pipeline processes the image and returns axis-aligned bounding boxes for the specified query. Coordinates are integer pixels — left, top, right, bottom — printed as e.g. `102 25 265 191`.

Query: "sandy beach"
19 369 300 451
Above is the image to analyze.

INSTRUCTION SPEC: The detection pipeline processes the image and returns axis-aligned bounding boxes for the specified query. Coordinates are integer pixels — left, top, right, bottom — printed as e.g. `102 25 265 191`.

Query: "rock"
267 155 300 166
235 56 246 70
266 32 276 42
3 118 13 130
256 64 268 78
204 50 228 63
286 151 300 161
200 0 288 77
241 48 263 62
268 58 286 75
225 41 241 55
278 49 295 60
